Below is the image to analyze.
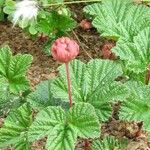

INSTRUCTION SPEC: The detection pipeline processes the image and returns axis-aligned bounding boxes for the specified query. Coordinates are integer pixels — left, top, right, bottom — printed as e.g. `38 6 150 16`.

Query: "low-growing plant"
91 136 128 150
0 46 32 116
1 0 150 149
84 0 150 82
0 46 33 93
0 46 150 149
83 0 150 137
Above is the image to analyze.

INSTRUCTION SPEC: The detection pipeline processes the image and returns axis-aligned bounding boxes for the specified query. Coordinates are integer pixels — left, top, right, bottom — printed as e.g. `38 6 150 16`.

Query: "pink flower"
51 37 79 63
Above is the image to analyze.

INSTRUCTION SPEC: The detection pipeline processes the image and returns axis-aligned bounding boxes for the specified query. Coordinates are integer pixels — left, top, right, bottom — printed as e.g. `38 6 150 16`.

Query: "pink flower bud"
80 19 92 30
51 37 79 63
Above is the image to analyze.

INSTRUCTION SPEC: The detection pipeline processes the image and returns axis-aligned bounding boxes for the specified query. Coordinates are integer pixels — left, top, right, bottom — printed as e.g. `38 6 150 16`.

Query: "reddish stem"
39 33 43 41
65 62 73 108
145 74 150 85
84 139 89 150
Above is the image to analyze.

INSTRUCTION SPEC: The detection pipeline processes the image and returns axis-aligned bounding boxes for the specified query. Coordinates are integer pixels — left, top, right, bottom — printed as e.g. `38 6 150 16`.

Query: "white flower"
13 0 38 25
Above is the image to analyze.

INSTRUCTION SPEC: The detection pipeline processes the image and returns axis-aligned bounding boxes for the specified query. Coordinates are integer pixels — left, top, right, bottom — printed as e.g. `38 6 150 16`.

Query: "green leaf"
68 103 100 138
37 11 76 35
46 124 77 150
3 0 15 14
0 8 4 21
91 136 127 150
28 106 66 141
27 80 53 110
0 46 33 93
0 77 21 116
42 37 55 56
84 0 131 39
112 27 150 73
0 103 32 149
84 3 102 16
27 80 69 110
18 20 29 29
14 140 30 150
29 26 38 35
86 59 127 103
0 0 5 6
51 11 76 32
84 0 150 41
52 59 128 121
37 11 52 35
0 46 12 76
29 102 100 150
0 78 8 99
0 92 23 117
120 81 150 131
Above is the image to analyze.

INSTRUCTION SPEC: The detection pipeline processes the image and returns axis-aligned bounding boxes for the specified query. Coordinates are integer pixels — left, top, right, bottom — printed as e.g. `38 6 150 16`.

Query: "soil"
0 2 150 150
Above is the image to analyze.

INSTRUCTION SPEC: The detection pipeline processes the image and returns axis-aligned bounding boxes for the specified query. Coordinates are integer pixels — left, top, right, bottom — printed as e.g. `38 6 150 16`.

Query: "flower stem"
84 139 89 150
65 62 73 108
